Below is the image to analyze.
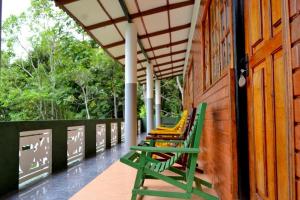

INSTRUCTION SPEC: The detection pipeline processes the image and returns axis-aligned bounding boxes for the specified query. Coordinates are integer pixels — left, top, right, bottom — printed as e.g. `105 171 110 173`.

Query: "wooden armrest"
130 146 199 153
146 135 184 140
148 131 183 135
156 127 176 131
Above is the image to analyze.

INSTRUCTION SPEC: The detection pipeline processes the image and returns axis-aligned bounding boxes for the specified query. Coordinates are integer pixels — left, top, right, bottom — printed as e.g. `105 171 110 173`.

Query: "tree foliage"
0 0 182 121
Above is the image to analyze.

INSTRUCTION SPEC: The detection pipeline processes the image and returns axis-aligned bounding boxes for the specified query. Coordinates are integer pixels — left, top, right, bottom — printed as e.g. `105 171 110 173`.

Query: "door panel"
252 65 267 196
251 59 276 200
245 0 289 199
249 0 263 49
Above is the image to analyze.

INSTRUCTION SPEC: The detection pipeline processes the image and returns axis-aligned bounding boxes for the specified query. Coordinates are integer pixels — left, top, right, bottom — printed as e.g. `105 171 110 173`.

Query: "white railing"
67 126 85 166
19 129 52 188
96 124 106 152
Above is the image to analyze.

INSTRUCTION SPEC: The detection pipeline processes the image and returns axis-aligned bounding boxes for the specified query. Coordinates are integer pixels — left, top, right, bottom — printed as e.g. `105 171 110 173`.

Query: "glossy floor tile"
1 134 146 200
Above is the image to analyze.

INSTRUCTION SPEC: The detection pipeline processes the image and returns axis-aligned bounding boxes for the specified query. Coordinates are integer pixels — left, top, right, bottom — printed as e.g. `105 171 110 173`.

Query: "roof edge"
182 0 201 82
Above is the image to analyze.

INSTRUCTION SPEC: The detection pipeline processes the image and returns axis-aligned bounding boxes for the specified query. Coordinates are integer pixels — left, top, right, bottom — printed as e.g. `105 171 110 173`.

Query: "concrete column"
155 79 161 127
146 63 154 133
125 23 137 147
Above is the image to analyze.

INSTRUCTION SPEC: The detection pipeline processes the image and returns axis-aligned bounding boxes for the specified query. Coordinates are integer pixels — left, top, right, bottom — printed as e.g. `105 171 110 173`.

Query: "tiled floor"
1 134 146 200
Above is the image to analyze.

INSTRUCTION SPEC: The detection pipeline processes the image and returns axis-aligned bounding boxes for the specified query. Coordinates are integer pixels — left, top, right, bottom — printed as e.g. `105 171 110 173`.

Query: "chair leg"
140 177 145 187
131 169 144 200
131 192 138 200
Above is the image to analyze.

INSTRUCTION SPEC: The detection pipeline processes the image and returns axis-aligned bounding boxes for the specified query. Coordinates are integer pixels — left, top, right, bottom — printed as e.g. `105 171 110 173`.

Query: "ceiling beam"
139 71 182 82
54 0 125 68
85 0 195 30
153 58 185 68
158 73 182 80
158 69 183 77
115 39 188 60
138 64 184 78
54 0 79 6
138 49 186 63
102 23 191 49
103 40 125 49
138 58 185 72
139 23 190 39
118 0 150 67
154 64 184 74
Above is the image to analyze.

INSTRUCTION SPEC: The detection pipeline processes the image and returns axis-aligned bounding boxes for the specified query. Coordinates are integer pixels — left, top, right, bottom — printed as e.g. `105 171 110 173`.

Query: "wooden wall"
290 0 300 198
183 0 238 199
184 0 299 198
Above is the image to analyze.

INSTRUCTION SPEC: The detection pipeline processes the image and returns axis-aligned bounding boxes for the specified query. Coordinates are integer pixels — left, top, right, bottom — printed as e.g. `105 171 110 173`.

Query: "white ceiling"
57 0 196 82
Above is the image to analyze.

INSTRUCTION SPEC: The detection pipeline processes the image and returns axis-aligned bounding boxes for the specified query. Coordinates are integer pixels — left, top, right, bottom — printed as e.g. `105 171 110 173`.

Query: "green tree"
0 0 182 121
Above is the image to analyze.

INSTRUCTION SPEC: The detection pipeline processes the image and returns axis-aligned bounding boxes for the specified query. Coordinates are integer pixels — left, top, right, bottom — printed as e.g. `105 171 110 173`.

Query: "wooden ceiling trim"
138 65 183 78
96 0 124 42
139 23 191 39
104 23 191 49
158 72 183 80
103 40 124 49
139 71 182 82
134 0 160 75
84 0 195 30
54 0 79 6
118 0 151 75
147 39 188 54
153 58 185 68
159 69 183 76
137 49 186 63
167 0 173 78
115 39 188 60
154 64 184 74
55 3 121 66
137 58 185 72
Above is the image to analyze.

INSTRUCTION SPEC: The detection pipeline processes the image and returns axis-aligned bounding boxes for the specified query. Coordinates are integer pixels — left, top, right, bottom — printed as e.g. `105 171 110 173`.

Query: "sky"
2 0 31 58
3 0 31 21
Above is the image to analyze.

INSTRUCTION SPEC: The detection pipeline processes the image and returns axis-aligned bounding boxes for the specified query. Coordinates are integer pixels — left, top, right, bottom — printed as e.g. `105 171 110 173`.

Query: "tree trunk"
51 101 54 120
81 86 90 119
176 76 183 107
113 89 118 118
50 39 56 120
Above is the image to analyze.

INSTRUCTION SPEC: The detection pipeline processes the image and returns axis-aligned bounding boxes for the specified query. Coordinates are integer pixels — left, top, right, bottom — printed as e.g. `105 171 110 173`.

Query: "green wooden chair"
120 103 219 200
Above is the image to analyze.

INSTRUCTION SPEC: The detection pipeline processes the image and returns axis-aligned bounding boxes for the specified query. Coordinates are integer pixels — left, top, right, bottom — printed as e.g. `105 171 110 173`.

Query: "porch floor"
70 161 218 200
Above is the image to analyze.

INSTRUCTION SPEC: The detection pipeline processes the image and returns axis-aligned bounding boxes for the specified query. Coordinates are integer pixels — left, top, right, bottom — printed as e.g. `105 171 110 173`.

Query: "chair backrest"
182 107 197 139
183 103 207 177
173 110 188 130
192 103 207 149
153 104 206 173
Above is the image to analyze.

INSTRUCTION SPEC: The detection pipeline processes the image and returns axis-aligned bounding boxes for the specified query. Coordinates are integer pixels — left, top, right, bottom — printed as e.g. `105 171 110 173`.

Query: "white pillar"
155 79 161 127
125 23 137 147
146 63 154 133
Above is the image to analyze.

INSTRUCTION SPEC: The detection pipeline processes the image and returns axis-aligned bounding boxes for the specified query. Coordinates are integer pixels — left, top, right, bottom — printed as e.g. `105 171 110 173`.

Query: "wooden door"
245 0 291 199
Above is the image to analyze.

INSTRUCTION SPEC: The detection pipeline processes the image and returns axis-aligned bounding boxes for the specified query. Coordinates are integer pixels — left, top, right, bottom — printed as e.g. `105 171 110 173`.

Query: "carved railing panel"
138 120 141 135
67 126 85 166
19 129 52 188
111 123 118 146
121 122 125 142
96 124 106 153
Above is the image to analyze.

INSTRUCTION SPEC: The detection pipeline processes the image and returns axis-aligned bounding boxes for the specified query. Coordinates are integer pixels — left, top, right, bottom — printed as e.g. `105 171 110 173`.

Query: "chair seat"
121 150 182 173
